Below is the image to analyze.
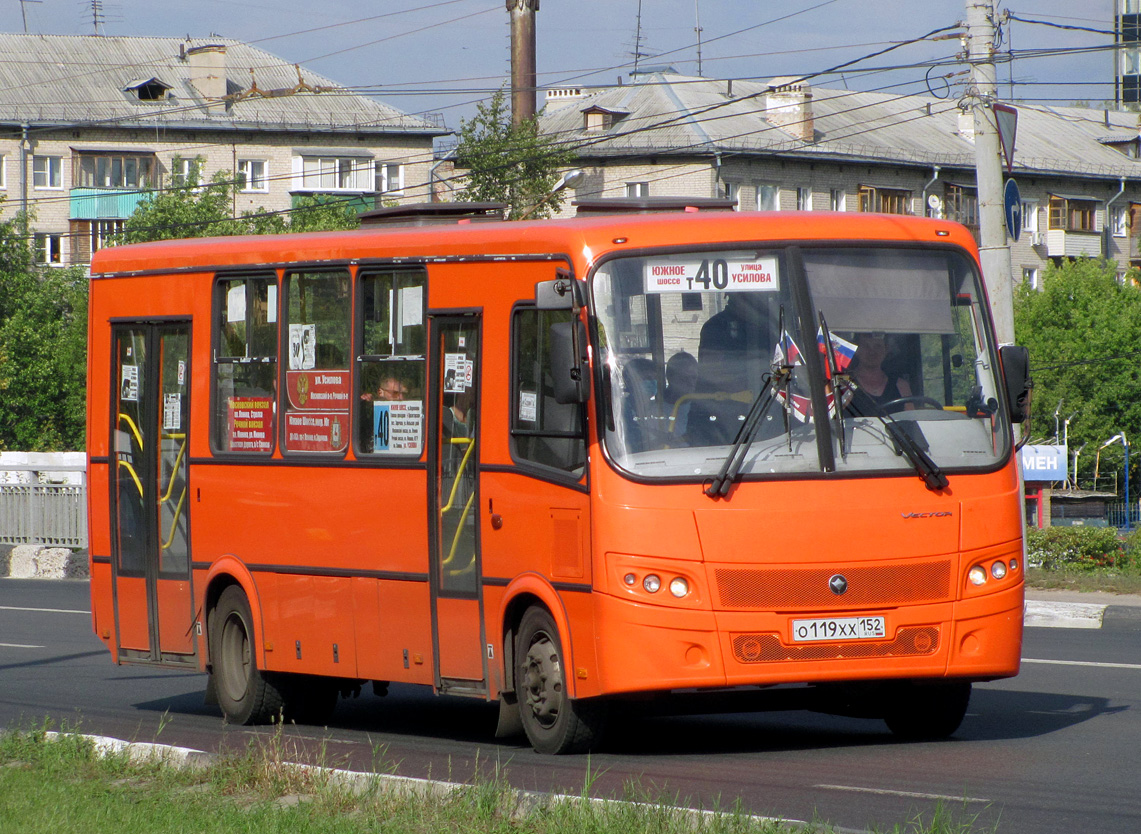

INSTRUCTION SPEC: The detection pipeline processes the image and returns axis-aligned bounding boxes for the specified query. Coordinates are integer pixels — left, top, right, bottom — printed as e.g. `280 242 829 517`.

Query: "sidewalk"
1024 587 1141 608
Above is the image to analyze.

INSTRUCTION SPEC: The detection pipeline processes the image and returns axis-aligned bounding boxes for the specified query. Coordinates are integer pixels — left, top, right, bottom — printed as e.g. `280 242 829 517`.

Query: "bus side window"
356 269 427 457
283 269 352 455
510 306 587 476
212 275 278 454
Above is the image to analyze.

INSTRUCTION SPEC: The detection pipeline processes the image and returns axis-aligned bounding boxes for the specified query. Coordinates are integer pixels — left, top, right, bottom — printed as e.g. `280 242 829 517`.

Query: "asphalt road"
2 578 1139 834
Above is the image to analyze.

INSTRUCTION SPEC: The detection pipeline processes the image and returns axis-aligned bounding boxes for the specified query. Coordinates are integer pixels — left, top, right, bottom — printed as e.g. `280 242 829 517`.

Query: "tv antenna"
694 0 703 76
89 0 105 35
19 0 42 33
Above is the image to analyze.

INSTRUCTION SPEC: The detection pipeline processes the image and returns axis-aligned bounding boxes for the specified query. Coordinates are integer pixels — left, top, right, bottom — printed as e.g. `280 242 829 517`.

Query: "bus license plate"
791 616 886 642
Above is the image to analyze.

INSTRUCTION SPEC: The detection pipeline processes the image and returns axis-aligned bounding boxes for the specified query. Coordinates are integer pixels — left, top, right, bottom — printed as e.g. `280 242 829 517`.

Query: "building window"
90 220 124 253
1022 267 1040 289
33 155 62 189
297 156 373 191
718 181 738 205
756 183 779 211
237 159 268 192
0 154 6 189
944 184 979 234
830 188 846 211
376 162 404 195
626 182 649 198
858 185 911 215
34 233 63 264
1112 205 1129 237
1048 195 1096 232
77 154 154 189
171 156 205 190
1022 200 1039 241
213 275 278 455
796 186 812 211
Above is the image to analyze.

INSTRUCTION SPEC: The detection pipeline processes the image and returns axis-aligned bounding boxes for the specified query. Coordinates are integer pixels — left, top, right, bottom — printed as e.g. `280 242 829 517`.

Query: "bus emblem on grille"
829 574 848 595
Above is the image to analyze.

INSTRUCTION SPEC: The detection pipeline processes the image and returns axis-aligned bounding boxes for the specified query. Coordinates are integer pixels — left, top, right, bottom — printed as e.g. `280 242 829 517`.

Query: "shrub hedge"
1025 525 1141 571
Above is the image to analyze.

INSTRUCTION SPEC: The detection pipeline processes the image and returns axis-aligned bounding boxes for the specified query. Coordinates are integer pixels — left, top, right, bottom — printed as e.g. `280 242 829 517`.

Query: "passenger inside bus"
663 351 698 435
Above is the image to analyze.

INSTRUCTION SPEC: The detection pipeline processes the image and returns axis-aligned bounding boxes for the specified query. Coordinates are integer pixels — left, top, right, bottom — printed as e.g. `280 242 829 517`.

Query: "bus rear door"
110 321 195 664
429 315 486 691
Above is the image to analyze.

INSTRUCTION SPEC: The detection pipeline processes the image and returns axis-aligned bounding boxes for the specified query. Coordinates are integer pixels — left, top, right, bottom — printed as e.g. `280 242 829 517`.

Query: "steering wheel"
880 396 943 413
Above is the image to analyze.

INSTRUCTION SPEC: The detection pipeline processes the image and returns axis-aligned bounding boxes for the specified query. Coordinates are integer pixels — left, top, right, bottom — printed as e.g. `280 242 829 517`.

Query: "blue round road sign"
1004 178 1022 242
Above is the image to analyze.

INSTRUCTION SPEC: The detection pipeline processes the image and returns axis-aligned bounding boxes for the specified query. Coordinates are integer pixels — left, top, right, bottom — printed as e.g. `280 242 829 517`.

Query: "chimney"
187 44 227 101
764 77 814 143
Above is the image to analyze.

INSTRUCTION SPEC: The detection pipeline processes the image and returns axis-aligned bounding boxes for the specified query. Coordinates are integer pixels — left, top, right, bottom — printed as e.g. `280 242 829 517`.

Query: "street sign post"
1004 178 1022 242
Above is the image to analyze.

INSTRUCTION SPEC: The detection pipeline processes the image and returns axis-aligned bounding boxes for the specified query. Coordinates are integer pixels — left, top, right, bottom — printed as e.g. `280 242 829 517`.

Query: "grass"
1025 567 1141 595
0 723 999 834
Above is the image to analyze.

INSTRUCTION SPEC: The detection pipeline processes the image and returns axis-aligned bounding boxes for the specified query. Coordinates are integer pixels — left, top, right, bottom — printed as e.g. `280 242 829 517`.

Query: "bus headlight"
968 565 988 586
669 577 689 598
624 573 637 586
643 574 661 593
991 560 1007 580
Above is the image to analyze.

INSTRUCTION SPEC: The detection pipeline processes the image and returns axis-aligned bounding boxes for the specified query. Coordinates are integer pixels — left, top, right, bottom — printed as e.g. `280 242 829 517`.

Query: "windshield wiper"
846 382 949 492
704 372 783 498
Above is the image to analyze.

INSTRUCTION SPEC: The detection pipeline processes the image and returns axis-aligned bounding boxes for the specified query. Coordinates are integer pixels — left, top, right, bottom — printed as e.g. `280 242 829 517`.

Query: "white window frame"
295 155 373 192
1021 200 1039 240
0 154 6 190
1112 204 1129 237
33 155 62 189
237 158 269 193
171 157 205 192
34 232 64 265
756 183 779 211
830 188 846 211
625 181 649 198
796 186 812 211
90 219 124 254
376 162 405 195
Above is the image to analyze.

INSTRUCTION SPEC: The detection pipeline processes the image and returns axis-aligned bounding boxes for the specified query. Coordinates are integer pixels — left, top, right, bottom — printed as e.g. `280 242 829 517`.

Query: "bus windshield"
592 245 1009 482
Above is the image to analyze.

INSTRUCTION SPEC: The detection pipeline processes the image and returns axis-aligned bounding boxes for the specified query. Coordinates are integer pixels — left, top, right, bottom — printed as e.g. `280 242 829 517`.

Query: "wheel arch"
497 573 578 699
203 556 265 671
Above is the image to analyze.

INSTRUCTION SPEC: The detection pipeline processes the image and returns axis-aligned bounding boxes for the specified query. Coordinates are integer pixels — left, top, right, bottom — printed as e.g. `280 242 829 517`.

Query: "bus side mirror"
549 320 591 404
999 345 1032 424
535 278 584 311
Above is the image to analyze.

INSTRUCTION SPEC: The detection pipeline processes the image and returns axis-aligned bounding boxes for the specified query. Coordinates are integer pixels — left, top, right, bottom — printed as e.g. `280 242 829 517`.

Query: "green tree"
0 212 88 450
1014 258 1141 485
120 158 358 244
456 89 574 219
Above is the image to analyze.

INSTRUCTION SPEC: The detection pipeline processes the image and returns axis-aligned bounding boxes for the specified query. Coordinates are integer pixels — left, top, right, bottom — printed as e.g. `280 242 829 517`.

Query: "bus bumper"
592 582 1023 696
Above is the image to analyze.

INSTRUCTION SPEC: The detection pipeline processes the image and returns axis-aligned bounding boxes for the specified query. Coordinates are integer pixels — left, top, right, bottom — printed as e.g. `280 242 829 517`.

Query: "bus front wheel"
515 607 607 754
884 680 971 740
211 585 284 725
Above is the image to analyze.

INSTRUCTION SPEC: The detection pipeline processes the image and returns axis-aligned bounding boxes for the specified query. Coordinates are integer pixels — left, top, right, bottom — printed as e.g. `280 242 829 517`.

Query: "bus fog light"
643 574 661 593
624 573 637 586
1010 558 1019 572
991 560 1007 580
669 577 689 598
968 566 987 586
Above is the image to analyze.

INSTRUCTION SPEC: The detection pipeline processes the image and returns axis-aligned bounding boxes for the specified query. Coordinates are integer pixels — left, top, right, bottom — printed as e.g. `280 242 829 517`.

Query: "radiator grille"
715 561 952 610
731 626 941 664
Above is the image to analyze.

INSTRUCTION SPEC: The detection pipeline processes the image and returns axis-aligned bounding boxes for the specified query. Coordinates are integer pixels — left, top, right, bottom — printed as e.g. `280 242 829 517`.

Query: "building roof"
541 71 1141 181
0 32 448 136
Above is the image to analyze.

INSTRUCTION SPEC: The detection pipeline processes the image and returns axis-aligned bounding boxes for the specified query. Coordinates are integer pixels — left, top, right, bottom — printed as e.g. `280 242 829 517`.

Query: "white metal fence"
0 454 87 548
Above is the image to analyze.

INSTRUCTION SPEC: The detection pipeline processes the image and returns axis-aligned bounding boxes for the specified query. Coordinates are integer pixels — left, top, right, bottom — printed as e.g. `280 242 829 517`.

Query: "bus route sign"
644 256 779 293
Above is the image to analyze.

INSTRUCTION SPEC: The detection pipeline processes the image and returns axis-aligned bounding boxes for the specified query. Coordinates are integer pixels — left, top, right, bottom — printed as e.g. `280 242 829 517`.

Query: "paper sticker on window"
644 256 779 293
227 285 246 323
400 285 423 328
519 391 538 423
373 400 424 454
267 284 278 323
288 323 316 370
163 393 182 431
120 365 139 401
177 360 186 387
444 353 468 393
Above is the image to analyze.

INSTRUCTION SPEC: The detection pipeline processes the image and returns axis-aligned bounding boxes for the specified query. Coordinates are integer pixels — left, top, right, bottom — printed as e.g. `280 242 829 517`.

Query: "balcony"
70 188 150 220
1045 229 1101 259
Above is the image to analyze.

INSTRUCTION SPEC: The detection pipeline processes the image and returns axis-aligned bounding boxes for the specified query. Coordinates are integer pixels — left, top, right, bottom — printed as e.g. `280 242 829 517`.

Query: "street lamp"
1070 441 1087 490
517 168 586 220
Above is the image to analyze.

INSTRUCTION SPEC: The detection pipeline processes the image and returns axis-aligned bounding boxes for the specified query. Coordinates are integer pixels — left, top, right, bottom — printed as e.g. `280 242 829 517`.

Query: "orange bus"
87 202 1032 754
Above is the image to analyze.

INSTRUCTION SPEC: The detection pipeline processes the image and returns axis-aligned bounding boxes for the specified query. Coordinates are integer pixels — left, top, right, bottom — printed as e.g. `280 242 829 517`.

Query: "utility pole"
507 0 539 125
965 0 1015 343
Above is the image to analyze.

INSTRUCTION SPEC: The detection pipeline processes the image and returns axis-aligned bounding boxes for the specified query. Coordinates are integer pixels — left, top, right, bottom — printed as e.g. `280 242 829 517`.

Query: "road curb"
31 730 813 832
0 545 88 579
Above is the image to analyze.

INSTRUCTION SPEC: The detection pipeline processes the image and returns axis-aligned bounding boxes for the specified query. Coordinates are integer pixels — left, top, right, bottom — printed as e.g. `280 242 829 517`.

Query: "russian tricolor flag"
817 329 858 374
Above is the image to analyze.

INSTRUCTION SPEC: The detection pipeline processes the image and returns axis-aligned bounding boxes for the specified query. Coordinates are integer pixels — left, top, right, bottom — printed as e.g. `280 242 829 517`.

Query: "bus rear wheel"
515 607 607 754
884 680 971 740
211 585 284 725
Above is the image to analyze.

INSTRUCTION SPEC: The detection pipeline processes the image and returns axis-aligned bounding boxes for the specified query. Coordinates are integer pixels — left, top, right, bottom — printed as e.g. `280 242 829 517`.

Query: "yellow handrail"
440 437 474 514
667 390 755 432
117 459 143 498
443 491 477 571
159 433 186 504
161 486 188 551
118 412 144 449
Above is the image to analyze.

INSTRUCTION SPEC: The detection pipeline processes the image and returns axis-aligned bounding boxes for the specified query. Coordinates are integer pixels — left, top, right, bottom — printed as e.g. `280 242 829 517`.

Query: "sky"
0 0 1124 131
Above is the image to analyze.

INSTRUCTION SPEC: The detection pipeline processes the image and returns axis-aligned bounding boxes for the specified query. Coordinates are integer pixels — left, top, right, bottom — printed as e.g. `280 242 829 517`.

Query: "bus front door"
111 322 195 664
429 315 486 690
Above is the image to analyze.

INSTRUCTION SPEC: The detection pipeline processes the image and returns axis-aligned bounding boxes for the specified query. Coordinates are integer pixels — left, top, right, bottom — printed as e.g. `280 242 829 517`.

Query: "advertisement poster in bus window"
227 397 273 452
285 412 349 452
373 400 424 453
288 323 316 369
444 354 473 393
286 370 350 410
120 364 139 401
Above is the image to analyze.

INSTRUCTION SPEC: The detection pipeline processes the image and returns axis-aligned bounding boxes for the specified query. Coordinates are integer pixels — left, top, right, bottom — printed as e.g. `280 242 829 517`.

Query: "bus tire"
884 680 971 740
515 606 607 754
211 585 284 725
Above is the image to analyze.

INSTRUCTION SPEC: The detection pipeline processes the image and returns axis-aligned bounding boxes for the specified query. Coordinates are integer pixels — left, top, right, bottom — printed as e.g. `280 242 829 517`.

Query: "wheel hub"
522 633 562 728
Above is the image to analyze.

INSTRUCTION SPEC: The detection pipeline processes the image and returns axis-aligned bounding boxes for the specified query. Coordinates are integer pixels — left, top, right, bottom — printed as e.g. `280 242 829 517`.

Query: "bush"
1025 525 1134 571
